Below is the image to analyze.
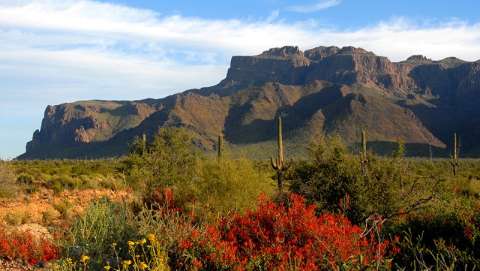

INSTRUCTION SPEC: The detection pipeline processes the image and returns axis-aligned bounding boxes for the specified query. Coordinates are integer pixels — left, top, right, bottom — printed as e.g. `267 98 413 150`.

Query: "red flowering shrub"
0 227 59 265
144 187 184 214
176 193 391 270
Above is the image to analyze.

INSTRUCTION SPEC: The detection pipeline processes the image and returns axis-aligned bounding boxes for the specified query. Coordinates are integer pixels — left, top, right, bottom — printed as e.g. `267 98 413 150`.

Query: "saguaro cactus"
217 134 224 162
450 133 460 176
142 133 147 155
360 129 368 175
271 116 288 192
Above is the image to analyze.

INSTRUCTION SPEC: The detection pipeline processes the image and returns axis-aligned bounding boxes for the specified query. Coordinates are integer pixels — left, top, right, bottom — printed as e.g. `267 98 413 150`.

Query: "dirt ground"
0 188 133 270
0 188 131 227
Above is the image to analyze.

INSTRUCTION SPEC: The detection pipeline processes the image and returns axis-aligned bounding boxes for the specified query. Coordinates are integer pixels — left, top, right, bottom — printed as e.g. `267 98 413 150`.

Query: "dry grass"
0 161 17 199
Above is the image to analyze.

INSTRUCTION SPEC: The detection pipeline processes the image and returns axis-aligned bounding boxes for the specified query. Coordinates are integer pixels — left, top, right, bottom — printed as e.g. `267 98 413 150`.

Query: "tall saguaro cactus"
217 134 224 162
450 133 460 176
271 116 288 192
360 129 368 175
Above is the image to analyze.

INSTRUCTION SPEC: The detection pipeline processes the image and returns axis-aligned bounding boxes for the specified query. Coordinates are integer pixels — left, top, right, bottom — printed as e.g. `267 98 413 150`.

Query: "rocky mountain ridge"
19 46 480 159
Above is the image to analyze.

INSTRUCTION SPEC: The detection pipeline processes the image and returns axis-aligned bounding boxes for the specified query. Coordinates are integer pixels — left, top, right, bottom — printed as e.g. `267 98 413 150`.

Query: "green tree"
122 128 198 196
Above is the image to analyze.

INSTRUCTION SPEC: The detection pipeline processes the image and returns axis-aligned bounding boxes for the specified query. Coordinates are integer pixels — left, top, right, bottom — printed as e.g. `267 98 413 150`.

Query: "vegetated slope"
19 45 480 159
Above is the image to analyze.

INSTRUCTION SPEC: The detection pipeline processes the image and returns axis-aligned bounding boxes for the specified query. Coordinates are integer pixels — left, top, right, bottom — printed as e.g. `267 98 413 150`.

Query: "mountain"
19 46 480 159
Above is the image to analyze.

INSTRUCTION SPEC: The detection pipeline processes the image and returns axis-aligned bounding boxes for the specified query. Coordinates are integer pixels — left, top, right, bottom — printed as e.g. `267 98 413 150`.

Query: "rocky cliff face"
19 46 480 159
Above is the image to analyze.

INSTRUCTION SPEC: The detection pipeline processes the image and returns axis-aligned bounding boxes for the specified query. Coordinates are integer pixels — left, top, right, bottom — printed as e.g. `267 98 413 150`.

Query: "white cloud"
1 1 479 63
1 0 480 157
287 0 342 13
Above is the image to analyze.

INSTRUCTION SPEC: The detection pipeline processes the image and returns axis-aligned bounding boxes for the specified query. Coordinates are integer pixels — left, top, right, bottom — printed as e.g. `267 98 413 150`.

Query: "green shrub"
11 159 122 192
121 128 198 195
42 208 60 225
190 157 274 220
4 211 31 225
134 205 199 257
288 136 439 224
123 128 274 220
392 230 480 270
16 173 34 185
53 199 74 221
48 177 66 194
63 198 138 270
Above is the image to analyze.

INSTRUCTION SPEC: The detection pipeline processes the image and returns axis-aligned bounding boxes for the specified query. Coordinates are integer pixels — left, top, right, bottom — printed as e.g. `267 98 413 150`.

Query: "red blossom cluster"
0 228 59 265
179 193 391 270
145 187 184 214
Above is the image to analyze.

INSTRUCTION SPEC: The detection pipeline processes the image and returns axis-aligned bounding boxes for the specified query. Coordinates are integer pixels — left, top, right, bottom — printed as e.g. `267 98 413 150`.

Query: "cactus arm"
271 157 281 170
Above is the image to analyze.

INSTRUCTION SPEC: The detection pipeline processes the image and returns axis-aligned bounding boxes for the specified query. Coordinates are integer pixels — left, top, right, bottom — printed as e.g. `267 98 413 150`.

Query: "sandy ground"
0 188 132 227
0 188 133 269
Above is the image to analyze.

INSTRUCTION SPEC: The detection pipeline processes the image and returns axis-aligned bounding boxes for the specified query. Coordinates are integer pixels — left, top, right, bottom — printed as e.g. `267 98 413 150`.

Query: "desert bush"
289 136 439 224
174 193 393 270
134 204 199 249
47 174 99 193
42 208 61 226
392 230 480 270
12 159 124 193
139 159 274 221
53 199 75 221
48 177 68 194
133 190 201 269
0 161 18 198
99 175 127 191
0 226 59 265
121 128 198 196
185 157 274 220
16 173 34 185
378 189 480 269
123 128 274 219
4 211 32 226
62 198 138 269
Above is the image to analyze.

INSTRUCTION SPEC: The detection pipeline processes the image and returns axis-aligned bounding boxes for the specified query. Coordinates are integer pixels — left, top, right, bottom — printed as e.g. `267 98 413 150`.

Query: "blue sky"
101 0 479 25
1 0 480 158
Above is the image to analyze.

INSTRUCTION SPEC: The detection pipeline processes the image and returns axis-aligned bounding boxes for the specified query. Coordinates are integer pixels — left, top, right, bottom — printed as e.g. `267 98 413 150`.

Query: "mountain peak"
405 55 433 64
258 46 303 58
304 46 340 61
338 46 372 55
438 57 467 68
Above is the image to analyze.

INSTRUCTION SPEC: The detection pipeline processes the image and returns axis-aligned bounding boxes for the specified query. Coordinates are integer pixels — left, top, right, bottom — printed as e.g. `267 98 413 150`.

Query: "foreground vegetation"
1 128 480 270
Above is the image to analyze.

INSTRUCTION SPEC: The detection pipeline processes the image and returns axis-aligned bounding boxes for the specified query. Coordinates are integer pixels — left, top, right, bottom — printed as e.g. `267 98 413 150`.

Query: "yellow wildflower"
139 262 148 270
122 260 132 268
104 265 111 270
147 233 156 243
128 240 135 247
80 255 90 264
139 238 147 245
